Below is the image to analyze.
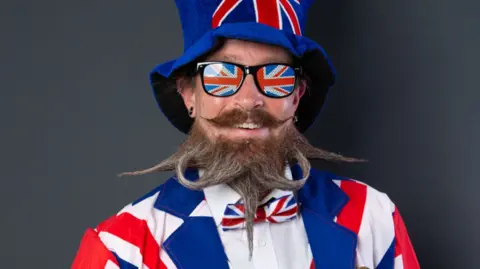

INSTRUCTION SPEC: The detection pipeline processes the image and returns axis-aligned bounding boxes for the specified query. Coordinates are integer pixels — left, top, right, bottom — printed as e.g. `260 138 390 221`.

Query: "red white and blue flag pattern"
203 63 243 96
221 194 298 231
258 64 295 97
212 0 303 36
72 174 420 269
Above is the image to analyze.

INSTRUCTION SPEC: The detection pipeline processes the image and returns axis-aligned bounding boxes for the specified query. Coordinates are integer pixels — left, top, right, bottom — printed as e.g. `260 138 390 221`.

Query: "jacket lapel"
292 164 358 269
155 169 230 269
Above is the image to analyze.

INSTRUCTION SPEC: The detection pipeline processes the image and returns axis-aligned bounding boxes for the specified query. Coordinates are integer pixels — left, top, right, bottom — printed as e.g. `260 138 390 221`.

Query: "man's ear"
298 79 306 99
176 76 196 117
292 79 307 106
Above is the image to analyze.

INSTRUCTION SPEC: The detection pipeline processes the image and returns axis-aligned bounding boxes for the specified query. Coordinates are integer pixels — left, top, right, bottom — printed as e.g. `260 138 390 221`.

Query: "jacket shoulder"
326 175 420 268
73 176 184 268
96 176 184 240
327 175 403 267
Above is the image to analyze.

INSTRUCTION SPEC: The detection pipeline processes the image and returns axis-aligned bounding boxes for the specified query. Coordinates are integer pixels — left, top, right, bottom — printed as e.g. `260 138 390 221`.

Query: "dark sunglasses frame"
195 61 303 99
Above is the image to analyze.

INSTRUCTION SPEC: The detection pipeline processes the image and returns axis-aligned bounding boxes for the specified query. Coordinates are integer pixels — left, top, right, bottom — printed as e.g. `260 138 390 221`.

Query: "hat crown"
174 0 313 50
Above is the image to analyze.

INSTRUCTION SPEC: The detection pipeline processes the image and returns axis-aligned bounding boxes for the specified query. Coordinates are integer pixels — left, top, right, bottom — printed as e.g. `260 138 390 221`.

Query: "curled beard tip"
295 148 312 182
175 153 200 190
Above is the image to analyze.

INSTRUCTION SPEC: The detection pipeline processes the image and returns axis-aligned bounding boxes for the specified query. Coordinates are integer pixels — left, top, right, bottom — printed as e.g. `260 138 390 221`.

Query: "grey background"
1 0 478 268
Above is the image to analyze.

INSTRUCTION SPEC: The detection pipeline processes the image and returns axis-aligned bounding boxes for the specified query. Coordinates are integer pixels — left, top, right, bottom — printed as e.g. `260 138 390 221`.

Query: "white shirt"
202 166 314 269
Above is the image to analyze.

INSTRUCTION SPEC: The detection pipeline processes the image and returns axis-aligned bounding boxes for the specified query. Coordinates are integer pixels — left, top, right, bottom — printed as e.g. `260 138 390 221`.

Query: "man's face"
179 39 306 142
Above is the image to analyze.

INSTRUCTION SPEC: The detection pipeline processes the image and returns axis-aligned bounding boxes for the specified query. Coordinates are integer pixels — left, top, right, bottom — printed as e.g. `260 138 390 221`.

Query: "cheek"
264 96 297 119
195 91 229 118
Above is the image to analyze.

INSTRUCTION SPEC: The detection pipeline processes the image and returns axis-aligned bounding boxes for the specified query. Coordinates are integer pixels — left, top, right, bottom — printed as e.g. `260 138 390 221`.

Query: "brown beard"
119 108 363 258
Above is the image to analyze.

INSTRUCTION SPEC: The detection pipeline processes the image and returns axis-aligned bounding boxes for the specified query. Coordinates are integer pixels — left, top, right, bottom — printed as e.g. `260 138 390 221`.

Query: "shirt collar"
202 165 295 227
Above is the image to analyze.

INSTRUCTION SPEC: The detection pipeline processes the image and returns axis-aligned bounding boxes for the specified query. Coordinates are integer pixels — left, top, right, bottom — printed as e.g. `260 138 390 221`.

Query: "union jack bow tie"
221 194 298 231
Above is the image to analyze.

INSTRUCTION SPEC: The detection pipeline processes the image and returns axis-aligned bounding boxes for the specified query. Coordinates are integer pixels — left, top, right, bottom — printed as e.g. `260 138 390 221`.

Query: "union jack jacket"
72 165 420 269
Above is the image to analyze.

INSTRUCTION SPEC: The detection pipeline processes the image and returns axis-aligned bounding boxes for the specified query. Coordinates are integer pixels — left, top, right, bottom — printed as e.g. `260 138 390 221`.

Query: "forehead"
206 39 293 65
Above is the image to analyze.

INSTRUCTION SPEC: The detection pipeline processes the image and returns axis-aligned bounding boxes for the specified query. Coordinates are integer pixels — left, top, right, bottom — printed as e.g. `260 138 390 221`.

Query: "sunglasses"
195 61 302 98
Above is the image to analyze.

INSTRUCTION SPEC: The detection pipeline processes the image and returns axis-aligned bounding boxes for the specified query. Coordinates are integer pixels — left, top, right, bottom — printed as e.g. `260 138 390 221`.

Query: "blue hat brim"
150 22 336 134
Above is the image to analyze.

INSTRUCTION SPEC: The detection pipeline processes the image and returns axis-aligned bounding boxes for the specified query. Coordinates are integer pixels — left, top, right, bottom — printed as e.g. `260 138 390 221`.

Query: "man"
72 0 420 268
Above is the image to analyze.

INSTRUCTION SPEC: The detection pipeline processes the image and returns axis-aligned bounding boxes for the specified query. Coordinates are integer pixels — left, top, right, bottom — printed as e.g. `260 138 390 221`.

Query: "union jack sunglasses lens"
256 64 296 98
202 63 244 97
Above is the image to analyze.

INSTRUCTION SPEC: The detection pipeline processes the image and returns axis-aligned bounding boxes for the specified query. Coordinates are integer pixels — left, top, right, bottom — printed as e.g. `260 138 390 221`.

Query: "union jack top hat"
150 0 336 133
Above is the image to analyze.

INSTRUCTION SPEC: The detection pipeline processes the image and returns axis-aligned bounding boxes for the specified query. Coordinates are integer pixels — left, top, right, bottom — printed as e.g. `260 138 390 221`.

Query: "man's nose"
232 75 265 110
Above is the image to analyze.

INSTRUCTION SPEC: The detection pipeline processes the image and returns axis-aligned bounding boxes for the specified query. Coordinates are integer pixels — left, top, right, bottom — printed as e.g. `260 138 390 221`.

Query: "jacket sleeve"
71 228 120 269
392 207 421 269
